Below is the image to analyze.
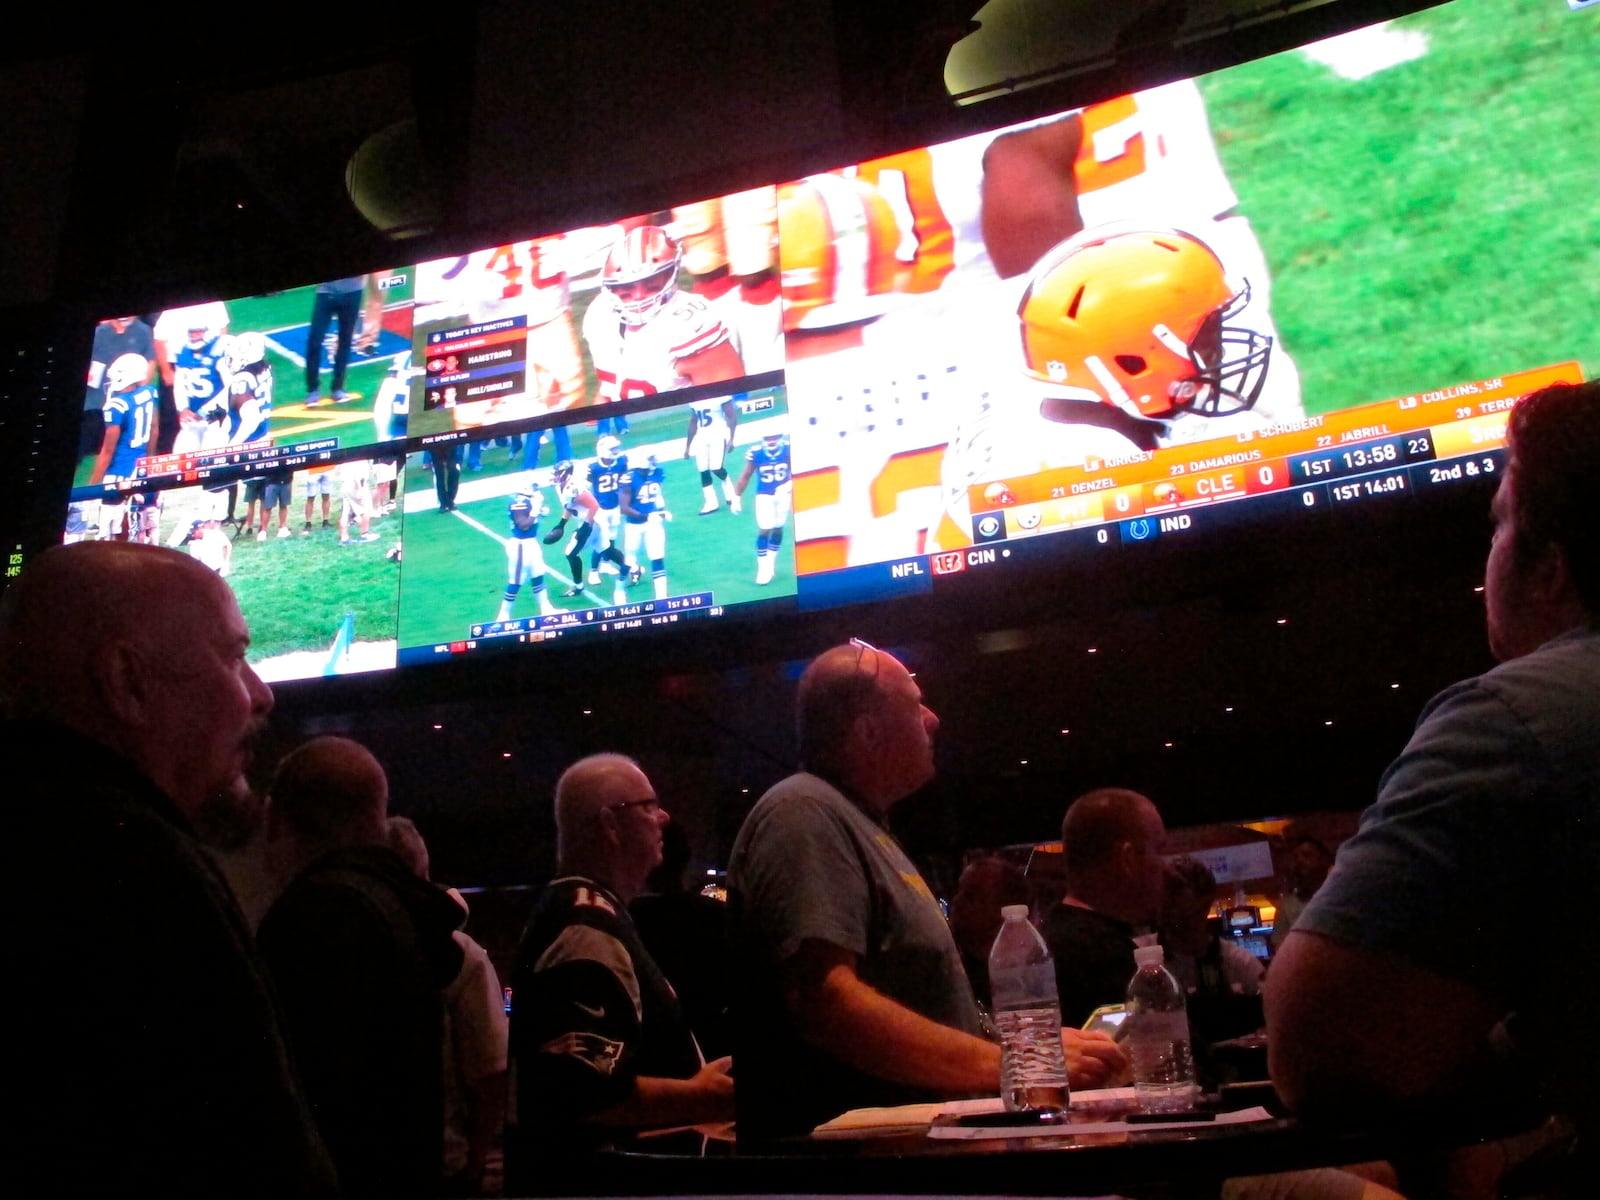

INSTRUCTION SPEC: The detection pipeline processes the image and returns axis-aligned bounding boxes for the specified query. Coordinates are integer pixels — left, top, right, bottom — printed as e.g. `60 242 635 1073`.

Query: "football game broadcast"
59 0 1594 683
404 191 785 442
775 0 1597 598
393 386 796 663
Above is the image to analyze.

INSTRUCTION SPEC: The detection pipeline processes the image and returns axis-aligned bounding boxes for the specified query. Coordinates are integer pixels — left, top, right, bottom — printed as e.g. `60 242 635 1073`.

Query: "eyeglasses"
849 637 883 680
608 797 662 816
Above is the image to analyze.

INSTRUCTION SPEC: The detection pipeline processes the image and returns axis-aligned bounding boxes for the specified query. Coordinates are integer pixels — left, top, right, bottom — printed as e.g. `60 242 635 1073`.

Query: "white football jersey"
581 290 731 402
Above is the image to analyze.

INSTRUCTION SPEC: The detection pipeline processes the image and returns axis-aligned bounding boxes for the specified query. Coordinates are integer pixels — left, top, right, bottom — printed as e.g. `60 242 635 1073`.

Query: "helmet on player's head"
185 321 217 349
553 458 574 486
761 431 784 452
596 435 623 465
1017 226 1272 420
106 353 149 393
224 331 266 374
602 226 682 327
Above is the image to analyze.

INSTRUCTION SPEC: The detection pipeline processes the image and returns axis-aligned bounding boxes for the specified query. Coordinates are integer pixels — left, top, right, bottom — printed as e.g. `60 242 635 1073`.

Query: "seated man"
728 642 1124 1141
1042 788 1170 1027
507 754 733 1192
1267 381 1598 1155
257 736 466 1199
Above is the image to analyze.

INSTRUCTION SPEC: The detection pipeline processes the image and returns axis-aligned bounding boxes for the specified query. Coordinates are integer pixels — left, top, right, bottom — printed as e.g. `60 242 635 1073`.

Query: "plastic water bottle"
988 904 1070 1113
1125 943 1199 1113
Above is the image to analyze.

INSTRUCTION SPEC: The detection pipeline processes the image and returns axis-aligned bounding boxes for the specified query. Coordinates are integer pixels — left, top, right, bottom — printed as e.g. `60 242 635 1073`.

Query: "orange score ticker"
968 362 1583 535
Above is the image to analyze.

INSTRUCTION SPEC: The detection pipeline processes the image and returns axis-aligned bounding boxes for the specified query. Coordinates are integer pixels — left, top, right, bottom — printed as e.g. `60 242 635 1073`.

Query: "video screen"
405 191 785 442
73 274 418 495
780 0 1596 606
64 454 407 683
394 384 795 664
58 0 1594 682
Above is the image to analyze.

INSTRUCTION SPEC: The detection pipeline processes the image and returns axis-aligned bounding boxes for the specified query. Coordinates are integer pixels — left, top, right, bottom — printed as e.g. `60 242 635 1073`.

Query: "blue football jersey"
747 437 791 494
103 384 158 478
621 461 667 522
173 338 228 417
508 491 543 538
588 454 630 511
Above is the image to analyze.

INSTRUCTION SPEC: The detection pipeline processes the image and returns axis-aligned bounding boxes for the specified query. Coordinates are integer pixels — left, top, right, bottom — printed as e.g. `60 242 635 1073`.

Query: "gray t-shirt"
728 772 982 1139
1298 624 1599 1118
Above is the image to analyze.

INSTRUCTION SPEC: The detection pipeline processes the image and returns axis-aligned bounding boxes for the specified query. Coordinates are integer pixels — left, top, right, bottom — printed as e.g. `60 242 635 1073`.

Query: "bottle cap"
1133 944 1166 967
1000 904 1029 919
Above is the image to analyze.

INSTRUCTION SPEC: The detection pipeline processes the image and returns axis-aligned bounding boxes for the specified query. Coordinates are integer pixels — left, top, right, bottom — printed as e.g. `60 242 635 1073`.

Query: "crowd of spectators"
5 379 1593 1196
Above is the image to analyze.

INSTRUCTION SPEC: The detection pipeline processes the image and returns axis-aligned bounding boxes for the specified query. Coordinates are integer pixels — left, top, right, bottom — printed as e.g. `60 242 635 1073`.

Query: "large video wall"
63 0 1597 682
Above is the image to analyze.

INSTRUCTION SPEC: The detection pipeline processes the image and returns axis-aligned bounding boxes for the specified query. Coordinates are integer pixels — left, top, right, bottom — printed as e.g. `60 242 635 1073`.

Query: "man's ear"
97 639 149 728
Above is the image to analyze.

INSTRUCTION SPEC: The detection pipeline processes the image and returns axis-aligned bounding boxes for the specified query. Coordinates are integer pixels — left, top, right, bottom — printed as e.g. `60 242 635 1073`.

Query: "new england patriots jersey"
746 437 792 494
227 363 273 445
173 338 229 417
581 291 731 402
621 461 667 523
587 454 630 511
103 384 158 478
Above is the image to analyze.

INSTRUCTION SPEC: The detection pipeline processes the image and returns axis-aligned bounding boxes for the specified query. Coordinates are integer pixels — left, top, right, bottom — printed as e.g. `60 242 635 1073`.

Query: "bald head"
553 753 667 900
796 642 939 809
0 541 272 827
269 736 389 858
1061 787 1167 924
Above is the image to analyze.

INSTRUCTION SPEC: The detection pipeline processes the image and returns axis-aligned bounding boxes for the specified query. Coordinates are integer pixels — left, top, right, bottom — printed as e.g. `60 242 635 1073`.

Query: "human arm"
733 459 755 499
783 938 1000 1093
782 939 1124 1092
1266 930 1503 1119
357 274 386 350
589 1056 735 1128
720 398 739 445
678 338 745 386
683 410 698 455
89 421 120 484
979 115 1086 279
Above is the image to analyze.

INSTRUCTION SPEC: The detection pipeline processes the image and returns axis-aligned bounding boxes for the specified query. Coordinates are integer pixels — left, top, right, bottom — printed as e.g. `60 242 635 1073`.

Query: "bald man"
727 642 1124 1141
258 736 465 1199
508 754 733 1190
1042 787 1170 1026
0 542 337 1198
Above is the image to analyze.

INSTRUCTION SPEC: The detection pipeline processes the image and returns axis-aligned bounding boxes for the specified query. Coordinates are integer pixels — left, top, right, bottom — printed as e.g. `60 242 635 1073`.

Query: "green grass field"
137 478 403 677
1199 0 1599 413
395 424 795 649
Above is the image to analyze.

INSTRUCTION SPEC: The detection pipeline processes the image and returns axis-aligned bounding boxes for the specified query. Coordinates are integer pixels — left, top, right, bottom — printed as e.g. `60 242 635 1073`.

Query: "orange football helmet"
602 226 682 327
1018 226 1271 419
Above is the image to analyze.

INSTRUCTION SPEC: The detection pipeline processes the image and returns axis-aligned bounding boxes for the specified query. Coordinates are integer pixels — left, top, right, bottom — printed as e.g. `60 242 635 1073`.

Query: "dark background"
0 0 1501 896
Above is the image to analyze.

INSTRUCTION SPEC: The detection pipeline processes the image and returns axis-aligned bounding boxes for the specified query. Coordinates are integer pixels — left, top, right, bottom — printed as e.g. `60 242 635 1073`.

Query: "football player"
222 331 274 446
618 453 673 599
161 312 232 456
584 436 636 604
89 354 160 539
580 226 747 413
683 396 742 514
497 484 559 622
733 429 793 586
933 224 1273 550
373 351 423 443
540 458 609 599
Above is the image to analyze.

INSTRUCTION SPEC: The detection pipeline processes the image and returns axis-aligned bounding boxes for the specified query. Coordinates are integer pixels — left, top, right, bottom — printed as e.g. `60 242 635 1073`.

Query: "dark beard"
191 780 265 851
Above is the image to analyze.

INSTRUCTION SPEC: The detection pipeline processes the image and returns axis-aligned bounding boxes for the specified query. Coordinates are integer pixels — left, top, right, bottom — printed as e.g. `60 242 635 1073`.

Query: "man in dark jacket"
258 736 464 1199
1 541 339 1198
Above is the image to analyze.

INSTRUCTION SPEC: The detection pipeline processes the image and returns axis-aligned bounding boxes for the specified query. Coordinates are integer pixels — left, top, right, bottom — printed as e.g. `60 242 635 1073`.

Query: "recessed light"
1276 618 1288 625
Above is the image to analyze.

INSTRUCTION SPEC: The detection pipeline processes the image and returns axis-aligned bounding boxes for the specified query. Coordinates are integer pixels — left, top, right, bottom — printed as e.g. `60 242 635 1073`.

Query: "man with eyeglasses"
507 753 734 1191
728 641 1125 1142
